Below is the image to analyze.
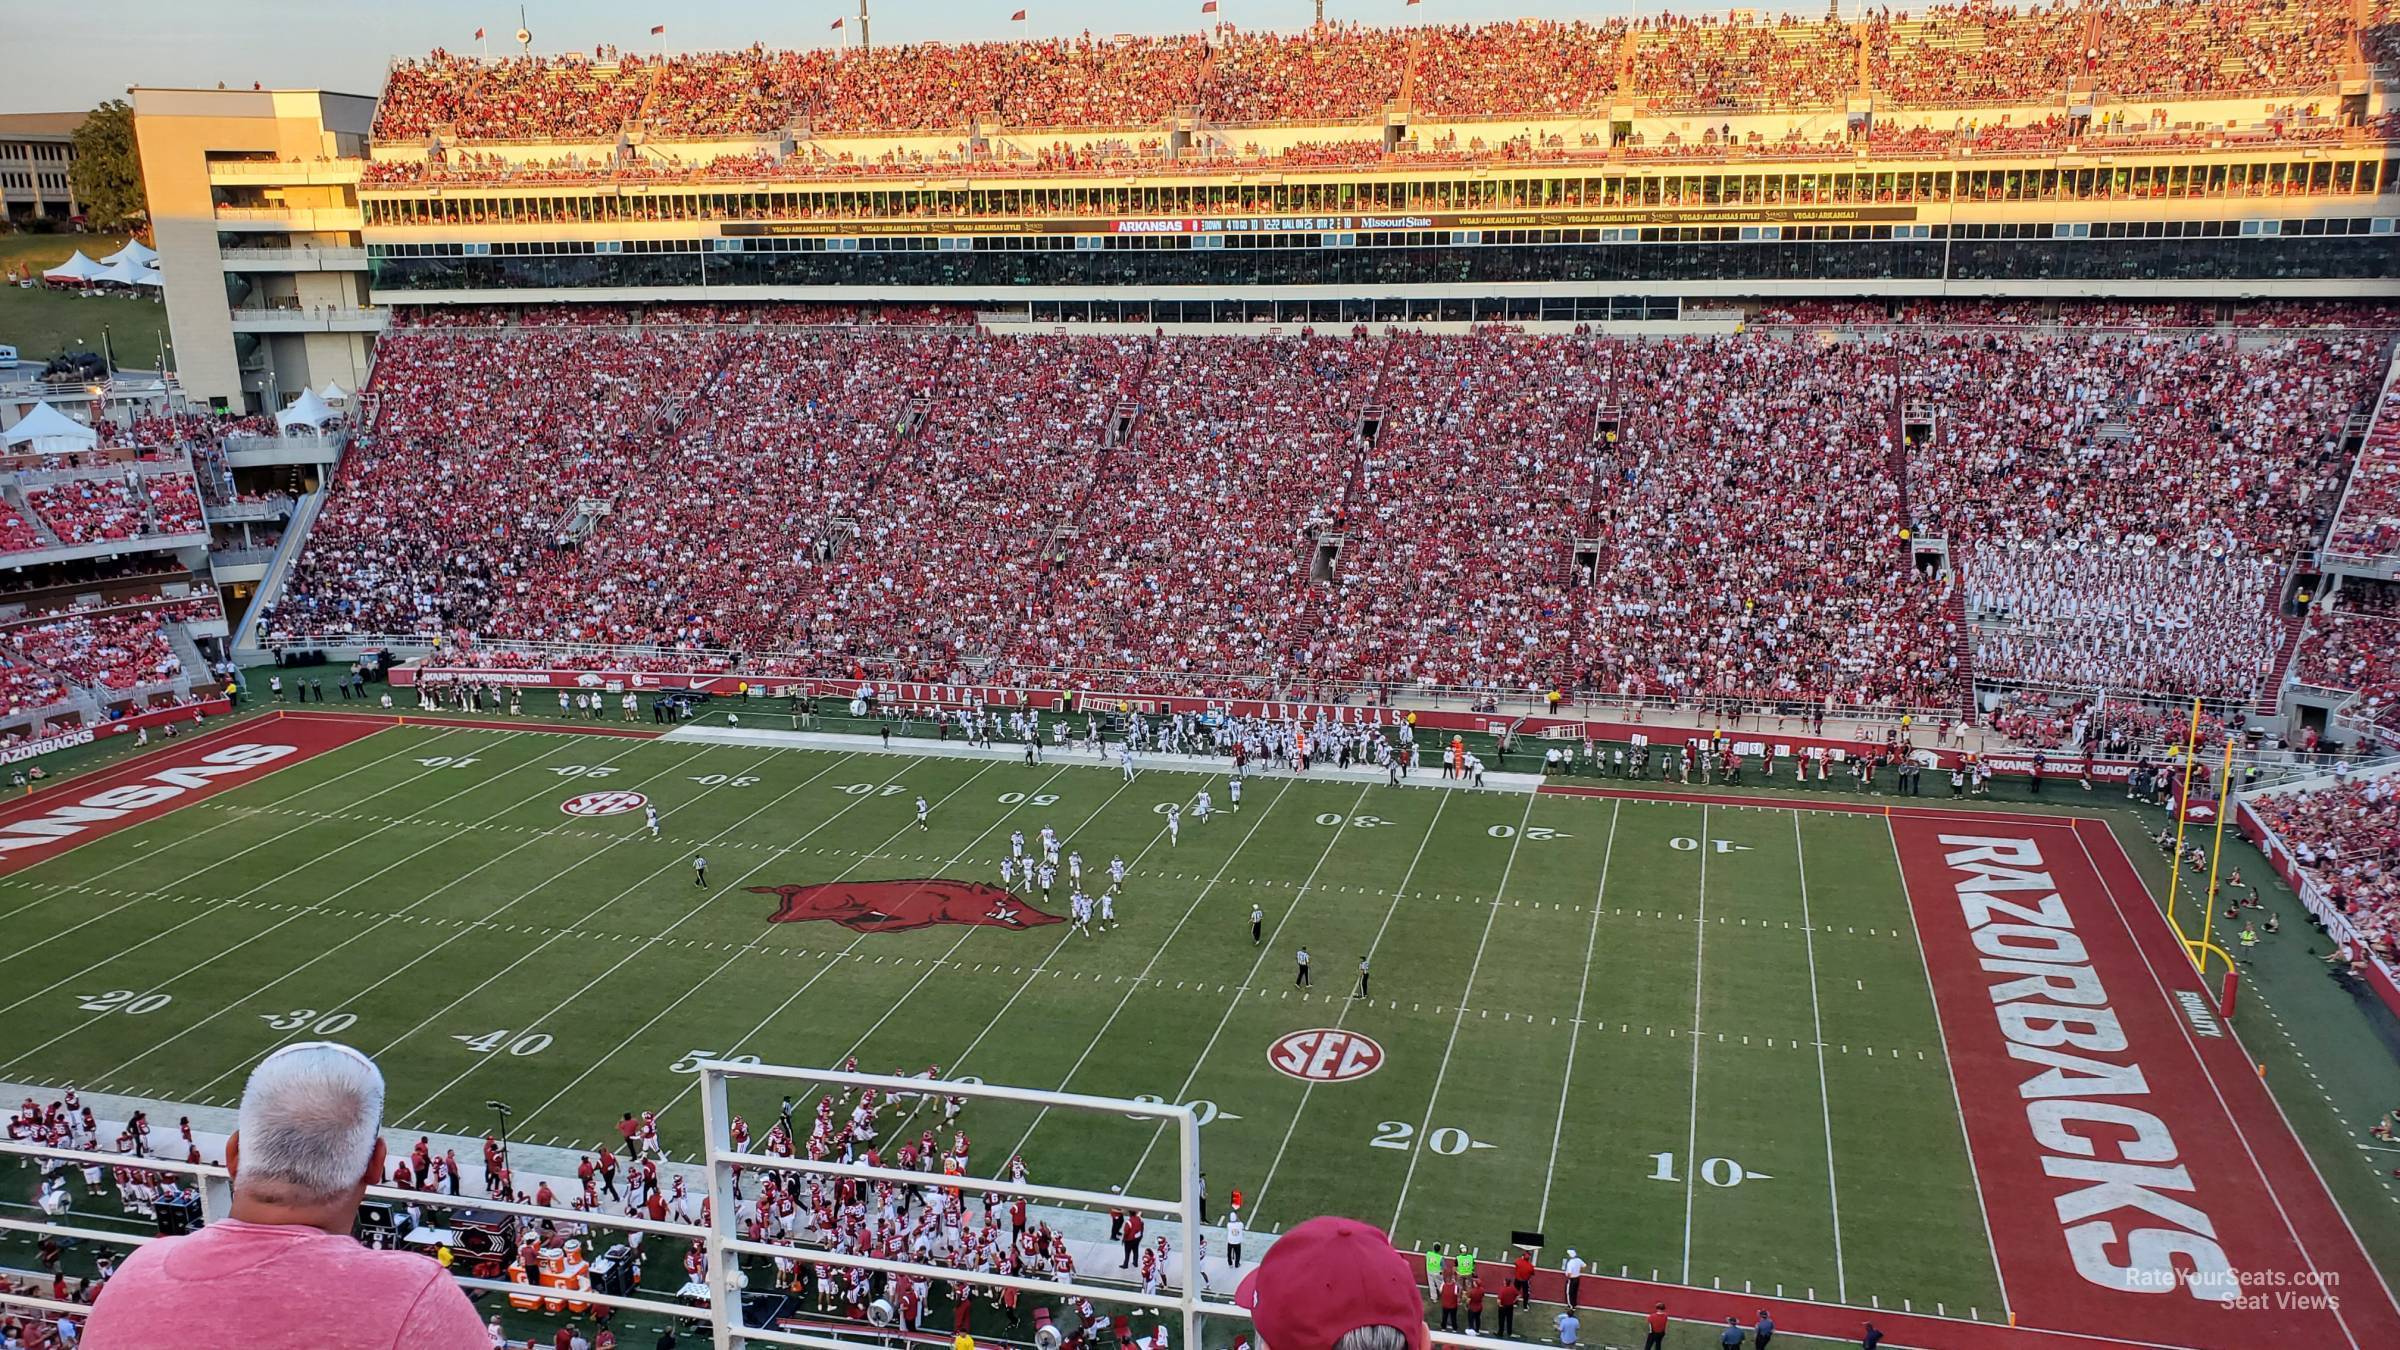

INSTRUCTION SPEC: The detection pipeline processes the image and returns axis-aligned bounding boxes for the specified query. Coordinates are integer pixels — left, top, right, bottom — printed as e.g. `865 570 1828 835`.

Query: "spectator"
81 1043 488 1350
1232 1215 1429 1350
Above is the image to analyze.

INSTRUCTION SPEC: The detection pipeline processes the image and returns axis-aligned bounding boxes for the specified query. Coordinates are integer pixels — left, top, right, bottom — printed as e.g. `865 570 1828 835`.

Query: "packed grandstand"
3 2 2400 1345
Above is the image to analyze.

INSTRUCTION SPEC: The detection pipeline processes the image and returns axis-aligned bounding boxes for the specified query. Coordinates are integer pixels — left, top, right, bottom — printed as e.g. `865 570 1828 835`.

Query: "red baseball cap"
1234 1216 1430 1350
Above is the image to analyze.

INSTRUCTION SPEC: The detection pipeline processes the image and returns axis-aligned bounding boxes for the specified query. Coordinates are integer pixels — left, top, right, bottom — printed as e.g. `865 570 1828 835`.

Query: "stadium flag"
831 16 844 28
474 26 485 38
1201 0 1218 10
651 24 666 34
1012 8 1027 18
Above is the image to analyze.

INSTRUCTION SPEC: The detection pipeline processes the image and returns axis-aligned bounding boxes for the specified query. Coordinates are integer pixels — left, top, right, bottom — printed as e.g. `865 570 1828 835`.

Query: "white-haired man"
83 1042 486 1349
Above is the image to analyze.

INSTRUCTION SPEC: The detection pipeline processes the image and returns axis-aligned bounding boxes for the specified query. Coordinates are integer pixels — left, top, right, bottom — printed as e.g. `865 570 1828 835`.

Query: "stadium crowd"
0 596 217 697
1012 334 1381 687
2328 381 2400 560
369 0 2362 142
1963 541 2287 699
2252 775 2400 956
1902 330 2377 699
1592 336 1956 707
1314 332 1604 690
257 311 2389 721
22 472 206 547
2293 589 2400 732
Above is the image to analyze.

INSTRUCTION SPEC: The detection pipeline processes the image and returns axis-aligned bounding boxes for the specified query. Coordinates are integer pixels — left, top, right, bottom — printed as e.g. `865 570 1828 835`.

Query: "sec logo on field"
1268 1028 1383 1083
561 790 649 817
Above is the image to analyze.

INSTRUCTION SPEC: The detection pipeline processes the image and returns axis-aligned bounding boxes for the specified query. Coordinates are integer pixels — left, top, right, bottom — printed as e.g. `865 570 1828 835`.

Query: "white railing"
0 1069 1296 1350
0 1135 715 1332
695 1063 1205 1350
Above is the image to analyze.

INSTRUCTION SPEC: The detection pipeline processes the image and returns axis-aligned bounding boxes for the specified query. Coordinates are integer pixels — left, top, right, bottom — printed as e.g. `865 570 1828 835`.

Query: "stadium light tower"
857 0 871 50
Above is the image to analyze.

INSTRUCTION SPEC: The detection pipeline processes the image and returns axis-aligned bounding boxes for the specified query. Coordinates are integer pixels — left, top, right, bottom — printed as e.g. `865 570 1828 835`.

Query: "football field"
0 709 2392 1348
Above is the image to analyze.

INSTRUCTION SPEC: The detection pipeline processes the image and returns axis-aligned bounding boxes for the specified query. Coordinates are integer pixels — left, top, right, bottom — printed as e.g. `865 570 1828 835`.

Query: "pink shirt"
82 1218 487 1350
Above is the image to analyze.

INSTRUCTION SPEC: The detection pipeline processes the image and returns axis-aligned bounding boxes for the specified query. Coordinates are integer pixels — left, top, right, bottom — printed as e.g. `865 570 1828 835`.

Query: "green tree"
67 99 146 232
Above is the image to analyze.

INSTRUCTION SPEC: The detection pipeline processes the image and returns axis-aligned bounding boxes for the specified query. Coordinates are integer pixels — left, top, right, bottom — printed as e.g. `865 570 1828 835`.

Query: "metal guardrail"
695 1064 1207 1350
0 1068 1226 1350
0 1134 714 1333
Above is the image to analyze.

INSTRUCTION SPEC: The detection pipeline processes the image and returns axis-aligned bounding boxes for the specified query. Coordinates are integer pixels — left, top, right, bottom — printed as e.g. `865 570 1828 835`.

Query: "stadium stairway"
1944 583 1977 716
2 484 65 551
230 488 328 657
166 623 212 697
2260 609 2309 715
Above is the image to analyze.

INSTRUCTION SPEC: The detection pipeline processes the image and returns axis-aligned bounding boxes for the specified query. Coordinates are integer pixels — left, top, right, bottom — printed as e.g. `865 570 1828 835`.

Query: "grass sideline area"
0 679 2393 1347
0 232 168 370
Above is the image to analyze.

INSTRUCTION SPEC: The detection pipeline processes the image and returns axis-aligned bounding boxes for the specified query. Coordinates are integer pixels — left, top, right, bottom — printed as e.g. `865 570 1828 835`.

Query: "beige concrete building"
129 88 378 413
0 112 83 222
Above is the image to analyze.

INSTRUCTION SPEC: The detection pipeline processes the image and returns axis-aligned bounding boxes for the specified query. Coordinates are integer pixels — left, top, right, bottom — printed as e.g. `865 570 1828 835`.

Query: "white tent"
2 402 100 456
40 251 105 284
319 381 350 404
97 239 158 269
129 266 165 288
89 258 149 287
275 386 337 433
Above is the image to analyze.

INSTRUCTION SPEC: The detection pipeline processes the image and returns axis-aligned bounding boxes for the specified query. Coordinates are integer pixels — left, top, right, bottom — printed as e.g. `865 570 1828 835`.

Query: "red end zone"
1889 814 2400 1348
0 715 388 874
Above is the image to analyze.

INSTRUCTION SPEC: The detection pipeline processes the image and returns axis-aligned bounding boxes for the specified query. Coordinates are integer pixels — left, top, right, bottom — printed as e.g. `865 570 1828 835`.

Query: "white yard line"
84 740 767 1089
1792 811 1847 1302
0 732 663 1076
1388 790 1534 1233
0 729 526 1028
615 758 1047 1132
1119 782 1373 1193
796 765 1155 1085
1883 814 2010 1317
0 719 411 911
1252 789 1454 1219
2066 821 2392 1346
184 748 855 1101
0 728 462 967
993 777 1300 1168
389 755 983 1121
1679 803 1709 1285
520 749 1036 1129
876 770 1226 1155
1536 798 1620 1231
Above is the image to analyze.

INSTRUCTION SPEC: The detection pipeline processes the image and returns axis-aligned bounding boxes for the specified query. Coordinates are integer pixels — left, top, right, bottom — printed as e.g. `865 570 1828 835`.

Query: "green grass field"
0 232 168 369
0 719 2003 1313
5 706 2400 1350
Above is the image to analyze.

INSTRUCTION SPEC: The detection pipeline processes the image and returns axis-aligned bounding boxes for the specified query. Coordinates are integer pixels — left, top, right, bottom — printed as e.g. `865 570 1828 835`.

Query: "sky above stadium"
3 0 1797 113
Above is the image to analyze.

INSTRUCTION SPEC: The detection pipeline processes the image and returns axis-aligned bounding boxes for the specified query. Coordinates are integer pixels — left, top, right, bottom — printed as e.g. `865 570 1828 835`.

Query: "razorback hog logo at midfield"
749 879 1065 934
